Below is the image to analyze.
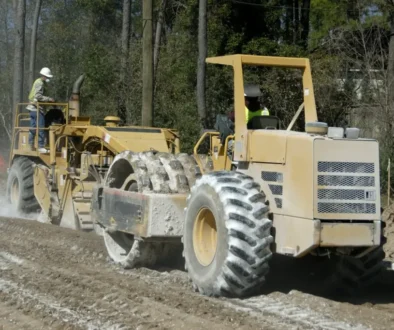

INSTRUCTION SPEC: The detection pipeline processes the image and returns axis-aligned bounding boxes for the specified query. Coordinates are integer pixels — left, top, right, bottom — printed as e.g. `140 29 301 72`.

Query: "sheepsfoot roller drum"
183 171 273 297
92 150 198 268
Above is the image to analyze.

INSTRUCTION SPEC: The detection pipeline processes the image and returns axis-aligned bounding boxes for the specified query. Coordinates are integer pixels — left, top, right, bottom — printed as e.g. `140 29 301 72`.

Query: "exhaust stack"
69 74 85 117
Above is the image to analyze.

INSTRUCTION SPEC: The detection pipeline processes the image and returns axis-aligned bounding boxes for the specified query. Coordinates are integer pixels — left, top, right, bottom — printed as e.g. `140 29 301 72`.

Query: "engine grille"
317 189 365 200
318 162 374 173
275 198 282 209
317 175 375 187
262 171 282 182
262 171 283 209
269 184 283 196
318 202 376 214
317 161 376 215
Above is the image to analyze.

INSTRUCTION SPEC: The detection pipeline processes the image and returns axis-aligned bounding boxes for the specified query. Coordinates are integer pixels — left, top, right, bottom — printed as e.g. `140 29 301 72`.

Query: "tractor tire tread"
6 156 40 214
184 171 273 298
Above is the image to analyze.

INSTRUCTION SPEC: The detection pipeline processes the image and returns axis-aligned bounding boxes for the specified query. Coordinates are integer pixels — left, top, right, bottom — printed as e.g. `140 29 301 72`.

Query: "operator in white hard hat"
26 67 55 153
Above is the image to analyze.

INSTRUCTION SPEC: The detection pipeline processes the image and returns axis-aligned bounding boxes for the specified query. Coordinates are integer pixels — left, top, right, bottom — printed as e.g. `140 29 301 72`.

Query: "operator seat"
45 107 66 127
215 114 235 144
247 115 280 130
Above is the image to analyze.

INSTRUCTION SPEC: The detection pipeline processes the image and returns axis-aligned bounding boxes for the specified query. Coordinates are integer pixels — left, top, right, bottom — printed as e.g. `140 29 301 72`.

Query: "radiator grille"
275 198 282 208
317 175 375 187
263 172 283 209
318 203 376 214
262 171 282 183
318 162 374 173
269 184 283 196
317 161 376 215
318 189 365 200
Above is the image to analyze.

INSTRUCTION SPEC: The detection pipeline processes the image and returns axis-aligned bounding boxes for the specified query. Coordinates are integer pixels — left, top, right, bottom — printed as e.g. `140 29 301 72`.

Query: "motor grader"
7 55 386 298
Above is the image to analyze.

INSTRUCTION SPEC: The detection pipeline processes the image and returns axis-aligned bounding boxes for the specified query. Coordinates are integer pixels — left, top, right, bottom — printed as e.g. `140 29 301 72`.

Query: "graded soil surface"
0 216 393 330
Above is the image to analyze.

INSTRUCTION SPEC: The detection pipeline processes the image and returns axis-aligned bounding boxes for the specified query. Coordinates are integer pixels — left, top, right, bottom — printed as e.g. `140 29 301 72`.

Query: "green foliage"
1 0 393 189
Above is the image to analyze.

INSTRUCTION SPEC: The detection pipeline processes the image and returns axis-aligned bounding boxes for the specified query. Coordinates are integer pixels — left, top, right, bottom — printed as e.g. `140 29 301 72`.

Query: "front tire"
183 171 273 297
6 157 40 214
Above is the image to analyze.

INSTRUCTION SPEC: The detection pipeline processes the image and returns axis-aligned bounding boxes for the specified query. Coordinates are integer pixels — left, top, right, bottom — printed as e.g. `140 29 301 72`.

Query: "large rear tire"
183 171 273 297
6 157 40 214
332 221 387 295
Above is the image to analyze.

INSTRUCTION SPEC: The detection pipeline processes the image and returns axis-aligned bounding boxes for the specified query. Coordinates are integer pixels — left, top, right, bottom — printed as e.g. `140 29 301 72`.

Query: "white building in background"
336 68 384 100
336 69 385 139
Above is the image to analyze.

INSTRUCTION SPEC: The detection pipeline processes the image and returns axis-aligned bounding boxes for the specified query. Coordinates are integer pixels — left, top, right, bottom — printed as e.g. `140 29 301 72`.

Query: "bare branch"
0 111 11 141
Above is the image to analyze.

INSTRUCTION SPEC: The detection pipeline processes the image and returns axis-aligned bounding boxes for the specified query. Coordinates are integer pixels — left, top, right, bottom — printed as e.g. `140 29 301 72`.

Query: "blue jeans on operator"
29 111 46 148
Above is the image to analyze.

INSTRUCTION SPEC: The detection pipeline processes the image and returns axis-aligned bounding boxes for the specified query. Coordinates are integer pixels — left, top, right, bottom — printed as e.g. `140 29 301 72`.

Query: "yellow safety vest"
245 106 269 123
29 78 45 102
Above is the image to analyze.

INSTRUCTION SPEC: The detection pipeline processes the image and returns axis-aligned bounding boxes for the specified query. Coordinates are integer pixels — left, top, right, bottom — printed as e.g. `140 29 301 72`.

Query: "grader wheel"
6 157 40 214
183 171 273 297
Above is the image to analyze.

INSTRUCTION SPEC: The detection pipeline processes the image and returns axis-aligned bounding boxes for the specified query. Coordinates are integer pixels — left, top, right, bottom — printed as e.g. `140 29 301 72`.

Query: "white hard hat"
40 67 53 78
244 84 262 97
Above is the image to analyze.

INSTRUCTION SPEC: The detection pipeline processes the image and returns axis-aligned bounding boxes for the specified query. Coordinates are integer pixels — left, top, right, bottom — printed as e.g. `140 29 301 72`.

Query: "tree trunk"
300 0 310 49
12 0 26 123
0 1 13 142
119 0 131 123
285 0 293 43
28 0 42 88
293 0 299 45
197 0 207 127
142 0 153 126
153 0 167 78
4 1 13 109
388 11 394 103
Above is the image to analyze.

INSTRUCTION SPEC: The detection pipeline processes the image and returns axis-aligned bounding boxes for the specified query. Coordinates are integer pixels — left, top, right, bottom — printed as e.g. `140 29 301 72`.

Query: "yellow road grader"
7 55 386 297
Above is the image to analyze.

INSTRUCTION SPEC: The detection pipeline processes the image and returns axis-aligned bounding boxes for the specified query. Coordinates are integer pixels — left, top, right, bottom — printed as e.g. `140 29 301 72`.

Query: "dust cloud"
0 172 37 220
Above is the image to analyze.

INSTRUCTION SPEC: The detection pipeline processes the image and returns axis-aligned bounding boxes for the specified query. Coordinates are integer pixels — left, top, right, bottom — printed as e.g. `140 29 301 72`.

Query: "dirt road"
0 217 393 330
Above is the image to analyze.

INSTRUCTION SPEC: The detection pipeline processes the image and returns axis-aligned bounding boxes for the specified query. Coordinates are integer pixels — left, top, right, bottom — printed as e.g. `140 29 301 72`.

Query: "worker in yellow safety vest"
244 84 269 123
26 67 55 153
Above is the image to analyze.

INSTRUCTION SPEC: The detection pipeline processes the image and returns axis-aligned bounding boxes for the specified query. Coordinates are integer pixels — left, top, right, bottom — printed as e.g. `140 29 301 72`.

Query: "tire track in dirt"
226 294 370 330
0 218 274 330
0 298 53 330
0 217 394 330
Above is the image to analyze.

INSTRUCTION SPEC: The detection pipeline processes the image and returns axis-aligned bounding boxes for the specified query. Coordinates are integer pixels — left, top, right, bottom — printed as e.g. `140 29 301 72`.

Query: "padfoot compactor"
7 55 386 297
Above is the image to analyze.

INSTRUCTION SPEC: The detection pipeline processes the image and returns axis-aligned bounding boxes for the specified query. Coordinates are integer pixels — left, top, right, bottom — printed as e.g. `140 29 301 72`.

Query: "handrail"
286 103 304 131
10 102 69 163
193 131 219 174
223 135 234 170
193 131 235 173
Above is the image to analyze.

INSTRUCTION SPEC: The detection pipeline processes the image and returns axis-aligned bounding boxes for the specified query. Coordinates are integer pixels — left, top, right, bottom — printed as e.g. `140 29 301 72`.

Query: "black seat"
247 115 280 130
45 108 66 127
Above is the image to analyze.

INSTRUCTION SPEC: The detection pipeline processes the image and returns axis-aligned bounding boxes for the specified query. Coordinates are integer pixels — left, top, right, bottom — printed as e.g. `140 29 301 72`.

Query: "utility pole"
142 0 153 126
